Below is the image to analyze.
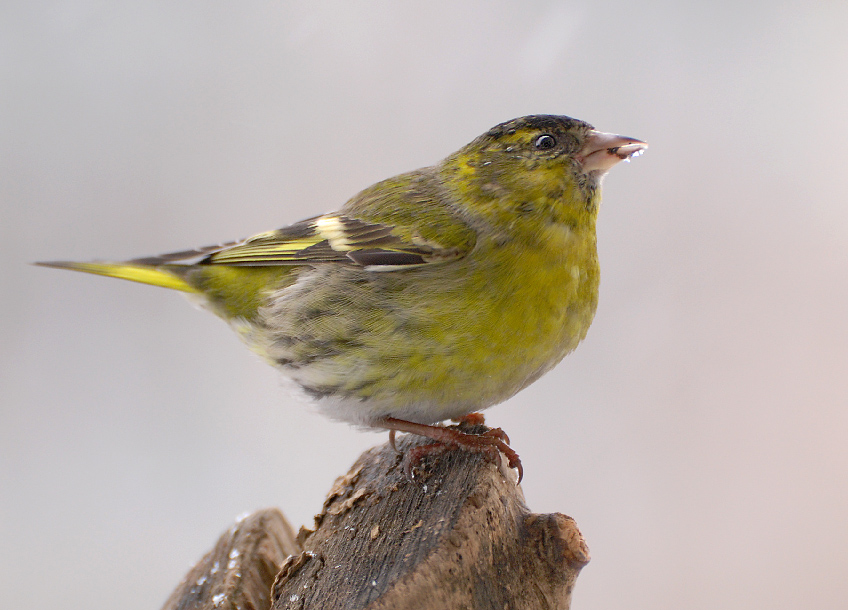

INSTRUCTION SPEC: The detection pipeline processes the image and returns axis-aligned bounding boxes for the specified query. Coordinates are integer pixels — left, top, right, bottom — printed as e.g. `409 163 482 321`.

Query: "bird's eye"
534 134 557 150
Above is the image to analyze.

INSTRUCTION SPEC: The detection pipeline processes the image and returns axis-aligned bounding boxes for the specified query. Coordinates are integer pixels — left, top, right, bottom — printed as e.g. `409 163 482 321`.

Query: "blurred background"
2 2 847 609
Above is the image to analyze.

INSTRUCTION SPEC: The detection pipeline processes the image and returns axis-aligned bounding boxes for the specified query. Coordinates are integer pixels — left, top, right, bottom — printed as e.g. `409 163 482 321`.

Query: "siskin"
39 115 646 481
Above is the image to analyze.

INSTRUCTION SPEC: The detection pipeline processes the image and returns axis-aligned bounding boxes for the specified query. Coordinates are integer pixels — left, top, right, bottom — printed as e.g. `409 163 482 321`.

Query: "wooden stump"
162 427 590 610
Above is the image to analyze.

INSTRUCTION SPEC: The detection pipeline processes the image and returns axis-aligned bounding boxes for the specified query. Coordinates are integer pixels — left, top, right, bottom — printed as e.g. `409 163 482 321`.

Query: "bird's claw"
383 417 523 484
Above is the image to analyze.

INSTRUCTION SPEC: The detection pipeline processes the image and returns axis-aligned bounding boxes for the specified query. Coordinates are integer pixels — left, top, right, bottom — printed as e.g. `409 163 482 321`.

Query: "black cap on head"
485 115 593 140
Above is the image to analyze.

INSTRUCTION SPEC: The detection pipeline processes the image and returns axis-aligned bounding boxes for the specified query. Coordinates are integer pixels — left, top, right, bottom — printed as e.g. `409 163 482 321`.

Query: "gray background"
3 2 847 609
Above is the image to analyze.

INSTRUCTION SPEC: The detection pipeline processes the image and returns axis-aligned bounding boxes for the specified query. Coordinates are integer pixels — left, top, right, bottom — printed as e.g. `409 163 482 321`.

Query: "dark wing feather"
126 215 464 269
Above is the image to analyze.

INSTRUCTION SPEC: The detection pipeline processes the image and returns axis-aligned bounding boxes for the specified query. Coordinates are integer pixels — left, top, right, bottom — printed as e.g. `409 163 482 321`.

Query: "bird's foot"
380 415 523 483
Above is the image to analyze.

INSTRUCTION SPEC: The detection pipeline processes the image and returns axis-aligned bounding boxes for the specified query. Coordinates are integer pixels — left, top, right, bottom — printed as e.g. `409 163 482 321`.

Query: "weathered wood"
161 508 298 610
163 426 589 610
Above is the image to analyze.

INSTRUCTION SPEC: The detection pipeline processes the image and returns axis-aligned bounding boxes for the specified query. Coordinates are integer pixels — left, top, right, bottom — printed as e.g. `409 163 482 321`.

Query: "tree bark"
162 425 589 610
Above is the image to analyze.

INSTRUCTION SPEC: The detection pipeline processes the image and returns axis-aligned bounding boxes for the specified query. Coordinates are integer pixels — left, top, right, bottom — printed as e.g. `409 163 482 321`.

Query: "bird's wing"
129 213 473 269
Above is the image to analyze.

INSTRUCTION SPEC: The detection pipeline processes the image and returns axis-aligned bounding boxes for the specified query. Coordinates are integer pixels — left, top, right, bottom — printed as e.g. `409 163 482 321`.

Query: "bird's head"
440 114 646 236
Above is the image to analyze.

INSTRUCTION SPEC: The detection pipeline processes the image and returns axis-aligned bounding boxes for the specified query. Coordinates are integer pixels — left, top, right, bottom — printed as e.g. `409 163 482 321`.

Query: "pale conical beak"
577 130 647 173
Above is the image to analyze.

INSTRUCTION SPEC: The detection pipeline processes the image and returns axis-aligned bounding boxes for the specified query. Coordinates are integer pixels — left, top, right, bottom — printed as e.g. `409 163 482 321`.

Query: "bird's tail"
34 261 197 293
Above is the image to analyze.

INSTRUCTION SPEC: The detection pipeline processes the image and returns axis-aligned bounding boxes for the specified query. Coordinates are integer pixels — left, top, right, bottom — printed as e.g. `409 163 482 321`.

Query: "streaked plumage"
38 115 646 480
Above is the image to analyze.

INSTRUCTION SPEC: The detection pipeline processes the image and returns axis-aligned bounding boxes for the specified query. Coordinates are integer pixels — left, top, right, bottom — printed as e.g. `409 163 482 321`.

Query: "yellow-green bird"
38 115 646 481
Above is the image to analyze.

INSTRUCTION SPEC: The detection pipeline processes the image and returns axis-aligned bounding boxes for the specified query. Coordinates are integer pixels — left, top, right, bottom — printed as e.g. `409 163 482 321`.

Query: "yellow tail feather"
35 261 197 293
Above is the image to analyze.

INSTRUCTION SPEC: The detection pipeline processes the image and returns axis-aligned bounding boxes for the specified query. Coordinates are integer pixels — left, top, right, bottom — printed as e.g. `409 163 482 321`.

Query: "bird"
38 115 646 482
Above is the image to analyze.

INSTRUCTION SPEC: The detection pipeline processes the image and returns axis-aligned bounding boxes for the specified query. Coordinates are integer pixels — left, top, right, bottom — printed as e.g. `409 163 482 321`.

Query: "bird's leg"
378 416 523 483
452 412 511 445
452 412 486 426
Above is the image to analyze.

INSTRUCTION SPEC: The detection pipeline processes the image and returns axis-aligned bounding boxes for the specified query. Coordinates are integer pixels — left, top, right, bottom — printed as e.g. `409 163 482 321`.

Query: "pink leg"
378 416 523 483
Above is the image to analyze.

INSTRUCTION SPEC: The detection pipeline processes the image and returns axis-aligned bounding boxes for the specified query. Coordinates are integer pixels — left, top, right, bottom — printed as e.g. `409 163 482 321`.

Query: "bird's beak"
577 130 647 173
